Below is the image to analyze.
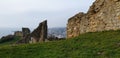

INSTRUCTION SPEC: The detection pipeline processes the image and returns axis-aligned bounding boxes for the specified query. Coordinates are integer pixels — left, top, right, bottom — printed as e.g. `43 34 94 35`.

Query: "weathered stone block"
30 20 48 43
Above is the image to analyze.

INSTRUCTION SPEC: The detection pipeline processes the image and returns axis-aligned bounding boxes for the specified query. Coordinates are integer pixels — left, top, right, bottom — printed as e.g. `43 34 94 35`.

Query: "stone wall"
16 20 48 44
67 0 120 38
16 28 31 44
14 31 23 37
30 20 48 43
22 28 30 37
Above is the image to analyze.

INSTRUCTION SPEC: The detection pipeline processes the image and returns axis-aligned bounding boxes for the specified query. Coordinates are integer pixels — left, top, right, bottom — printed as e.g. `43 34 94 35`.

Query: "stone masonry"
16 20 48 44
67 0 120 38
16 28 31 44
30 20 48 43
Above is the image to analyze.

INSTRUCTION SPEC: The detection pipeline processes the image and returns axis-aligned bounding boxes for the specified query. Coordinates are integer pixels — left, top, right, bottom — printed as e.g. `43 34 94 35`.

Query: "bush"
0 35 14 43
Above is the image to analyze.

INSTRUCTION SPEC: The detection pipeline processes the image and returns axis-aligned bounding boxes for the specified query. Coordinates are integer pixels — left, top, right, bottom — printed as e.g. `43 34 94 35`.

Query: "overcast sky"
0 0 95 28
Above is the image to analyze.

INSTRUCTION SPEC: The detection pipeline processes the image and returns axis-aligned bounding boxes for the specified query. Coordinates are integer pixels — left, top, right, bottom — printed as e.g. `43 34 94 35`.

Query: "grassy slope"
0 30 120 58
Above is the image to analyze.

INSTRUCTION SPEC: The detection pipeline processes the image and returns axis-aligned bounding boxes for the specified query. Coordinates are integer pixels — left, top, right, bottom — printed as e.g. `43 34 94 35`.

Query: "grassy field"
0 30 120 58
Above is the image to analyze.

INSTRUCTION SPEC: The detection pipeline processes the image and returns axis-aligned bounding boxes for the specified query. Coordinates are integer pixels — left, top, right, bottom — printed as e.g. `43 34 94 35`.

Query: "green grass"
0 30 120 58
